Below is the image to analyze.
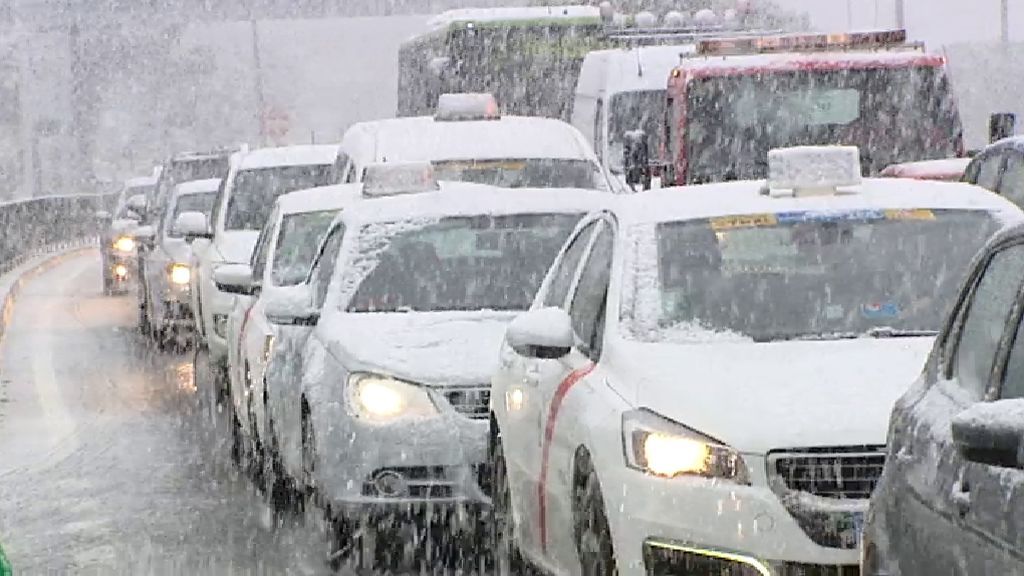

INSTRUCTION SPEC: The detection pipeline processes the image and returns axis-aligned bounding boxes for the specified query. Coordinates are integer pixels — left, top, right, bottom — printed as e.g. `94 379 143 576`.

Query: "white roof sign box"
767 146 862 195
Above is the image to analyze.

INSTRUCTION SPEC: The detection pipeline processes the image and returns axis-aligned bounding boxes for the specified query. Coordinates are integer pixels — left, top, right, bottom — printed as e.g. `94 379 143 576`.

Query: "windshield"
608 90 666 173
622 209 998 343
272 210 340 286
115 185 155 218
225 165 335 231
685 65 960 184
432 158 603 190
344 214 581 313
167 192 217 238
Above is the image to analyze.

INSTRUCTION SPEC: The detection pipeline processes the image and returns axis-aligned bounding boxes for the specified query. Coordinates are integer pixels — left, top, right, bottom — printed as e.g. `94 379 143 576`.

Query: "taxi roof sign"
435 93 501 122
767 146 862 196
362 161 440 198
696 29 911 57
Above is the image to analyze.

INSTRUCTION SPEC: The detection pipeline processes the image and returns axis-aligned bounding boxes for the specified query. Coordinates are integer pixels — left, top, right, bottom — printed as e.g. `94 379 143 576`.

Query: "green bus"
0 540 11 576
397 5 802 121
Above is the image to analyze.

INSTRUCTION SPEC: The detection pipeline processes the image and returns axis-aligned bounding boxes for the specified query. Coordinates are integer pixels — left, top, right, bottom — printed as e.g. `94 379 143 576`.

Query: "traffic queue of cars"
89 15 1024 576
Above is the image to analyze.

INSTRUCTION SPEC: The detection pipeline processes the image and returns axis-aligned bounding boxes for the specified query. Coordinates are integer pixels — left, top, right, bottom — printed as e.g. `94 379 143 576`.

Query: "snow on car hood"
111 219 138 234
611 337 935 454
214 230 260 264
162 237 193 264
323 311 518 387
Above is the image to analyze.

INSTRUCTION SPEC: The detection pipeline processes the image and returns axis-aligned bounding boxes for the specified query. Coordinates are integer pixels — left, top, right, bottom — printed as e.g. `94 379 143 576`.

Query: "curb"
0 245 95 347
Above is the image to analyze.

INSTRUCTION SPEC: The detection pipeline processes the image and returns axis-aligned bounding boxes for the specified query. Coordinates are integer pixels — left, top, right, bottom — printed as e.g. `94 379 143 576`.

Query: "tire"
490 434 529 576
300 402 316 495
246 385 265 482
574 460 617 576
264 402 298 514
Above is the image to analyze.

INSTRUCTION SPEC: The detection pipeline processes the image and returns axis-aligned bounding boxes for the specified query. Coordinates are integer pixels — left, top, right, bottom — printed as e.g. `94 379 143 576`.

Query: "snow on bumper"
315 403 489 514
600 455 861 576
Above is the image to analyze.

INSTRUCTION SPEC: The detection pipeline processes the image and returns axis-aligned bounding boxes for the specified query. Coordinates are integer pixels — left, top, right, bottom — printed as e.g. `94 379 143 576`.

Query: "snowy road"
0 251 337 574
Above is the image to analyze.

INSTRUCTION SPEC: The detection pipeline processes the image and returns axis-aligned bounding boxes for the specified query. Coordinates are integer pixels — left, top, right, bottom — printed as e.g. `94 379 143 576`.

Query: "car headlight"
347 373 438 422
113 236 136 253
622 409 749 484
169 263 191 285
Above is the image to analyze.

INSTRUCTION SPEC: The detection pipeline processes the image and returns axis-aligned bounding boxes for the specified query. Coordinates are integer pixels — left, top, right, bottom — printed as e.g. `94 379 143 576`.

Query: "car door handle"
951 478 971 516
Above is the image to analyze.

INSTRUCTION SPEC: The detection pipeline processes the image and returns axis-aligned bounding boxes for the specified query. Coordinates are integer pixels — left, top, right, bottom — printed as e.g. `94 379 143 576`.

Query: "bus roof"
426 6 602 31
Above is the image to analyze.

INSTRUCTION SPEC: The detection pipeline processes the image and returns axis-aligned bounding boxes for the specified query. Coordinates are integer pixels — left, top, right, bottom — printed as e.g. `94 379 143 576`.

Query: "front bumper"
601 460 862 576
316 405 489 517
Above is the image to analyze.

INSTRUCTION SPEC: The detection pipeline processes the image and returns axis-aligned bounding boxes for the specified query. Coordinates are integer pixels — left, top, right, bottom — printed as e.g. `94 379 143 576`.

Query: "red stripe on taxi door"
538 362 596 553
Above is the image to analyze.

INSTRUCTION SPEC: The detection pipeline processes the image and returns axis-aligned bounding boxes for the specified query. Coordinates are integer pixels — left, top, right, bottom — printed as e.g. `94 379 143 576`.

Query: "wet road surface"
0 252 337 574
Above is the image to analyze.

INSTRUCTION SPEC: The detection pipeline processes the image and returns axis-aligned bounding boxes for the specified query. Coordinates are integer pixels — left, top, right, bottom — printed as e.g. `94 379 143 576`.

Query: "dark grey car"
863 224 1024 575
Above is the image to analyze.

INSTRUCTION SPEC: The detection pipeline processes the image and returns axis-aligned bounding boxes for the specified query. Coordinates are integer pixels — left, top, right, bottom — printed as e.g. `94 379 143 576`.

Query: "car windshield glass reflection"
622 209 999 343
226 165 335 231
167 192 216 238
272 210 339 286
344 214 581 313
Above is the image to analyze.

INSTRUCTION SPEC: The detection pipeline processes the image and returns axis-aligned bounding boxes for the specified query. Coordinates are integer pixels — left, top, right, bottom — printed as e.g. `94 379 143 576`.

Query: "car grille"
362 466 455 499
768 446 885 550
770 446 886 500
441 387 490 420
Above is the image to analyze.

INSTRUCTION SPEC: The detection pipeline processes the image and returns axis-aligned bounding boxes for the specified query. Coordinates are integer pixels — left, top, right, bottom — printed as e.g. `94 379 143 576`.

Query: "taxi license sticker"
444 160 527 171
710 214 778 230
884 209 936 221
861 301 901 319
775 209 885 224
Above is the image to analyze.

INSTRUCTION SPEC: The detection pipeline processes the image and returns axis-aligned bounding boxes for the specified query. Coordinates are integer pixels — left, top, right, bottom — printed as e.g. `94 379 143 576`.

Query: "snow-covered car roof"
172 178 221 196
238 144 340 171
980 135 1024 152
427 6 600 30
342 116 597 164
880 158 971 181
341 183 610 226
125 175 158 189
616 178 1023 226
674 50 944 78
275 184 363 216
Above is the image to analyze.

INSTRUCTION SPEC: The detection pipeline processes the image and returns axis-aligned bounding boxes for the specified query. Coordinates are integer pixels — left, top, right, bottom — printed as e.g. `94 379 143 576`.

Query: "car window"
272 210 340 287
311 224 346 309
999 153 1024 205
975 152 1006 191
250 211 278 282
569 222 614 361
543 221 599 309
953 244 1024 398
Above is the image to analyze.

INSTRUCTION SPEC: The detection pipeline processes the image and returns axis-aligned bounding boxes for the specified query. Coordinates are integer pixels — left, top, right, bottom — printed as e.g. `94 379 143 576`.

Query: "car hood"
324 311 518 387
215 230 260 264
161 237 193 264
612 337 934 454
110 219 138 235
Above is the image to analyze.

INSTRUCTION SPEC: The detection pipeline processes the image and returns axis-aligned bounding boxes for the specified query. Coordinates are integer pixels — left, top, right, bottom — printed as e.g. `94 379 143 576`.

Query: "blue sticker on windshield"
861 301 901 319
776 210 885 224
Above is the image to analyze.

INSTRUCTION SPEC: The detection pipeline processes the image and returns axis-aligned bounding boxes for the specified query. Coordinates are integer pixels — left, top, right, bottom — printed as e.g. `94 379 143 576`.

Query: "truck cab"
658 30 964 186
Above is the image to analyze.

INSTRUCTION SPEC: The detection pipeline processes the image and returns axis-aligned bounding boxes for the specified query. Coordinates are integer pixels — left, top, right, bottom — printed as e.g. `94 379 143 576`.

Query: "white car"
139 178 220 347
487 147 1024 576
341 93 617 192
217 183 362 476
263 175 608 560
189 145 343 385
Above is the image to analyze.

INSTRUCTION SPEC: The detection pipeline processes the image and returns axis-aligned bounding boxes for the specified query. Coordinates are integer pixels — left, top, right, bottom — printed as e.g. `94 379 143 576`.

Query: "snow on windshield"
340 214 581 313
621 209 1000 343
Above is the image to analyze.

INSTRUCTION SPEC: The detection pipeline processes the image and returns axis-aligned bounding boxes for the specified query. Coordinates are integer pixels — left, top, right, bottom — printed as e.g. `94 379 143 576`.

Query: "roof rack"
695 29 920 57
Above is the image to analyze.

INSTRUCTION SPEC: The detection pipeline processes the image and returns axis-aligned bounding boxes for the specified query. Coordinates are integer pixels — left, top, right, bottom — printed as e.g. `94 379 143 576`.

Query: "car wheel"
264 395 298 514
246 382 265 482
300 401 316 495
574 459 617 576
490 434 529 576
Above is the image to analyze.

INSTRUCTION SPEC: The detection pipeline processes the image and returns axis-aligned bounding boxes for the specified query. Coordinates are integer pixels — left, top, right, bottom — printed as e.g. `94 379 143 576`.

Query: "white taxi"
262 166 609 561
188 145 343 386
488 147 1024 576
215 183 361 482
340 93 617 192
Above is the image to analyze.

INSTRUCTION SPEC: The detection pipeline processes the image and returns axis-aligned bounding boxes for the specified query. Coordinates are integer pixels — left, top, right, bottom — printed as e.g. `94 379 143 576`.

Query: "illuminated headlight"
622 409 749 483
347 373 438 422
169 263 191 285
113 264 129 279
113 236 136 253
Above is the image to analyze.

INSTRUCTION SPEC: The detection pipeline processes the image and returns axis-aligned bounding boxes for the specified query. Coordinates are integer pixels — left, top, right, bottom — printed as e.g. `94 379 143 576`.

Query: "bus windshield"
685 65 961 184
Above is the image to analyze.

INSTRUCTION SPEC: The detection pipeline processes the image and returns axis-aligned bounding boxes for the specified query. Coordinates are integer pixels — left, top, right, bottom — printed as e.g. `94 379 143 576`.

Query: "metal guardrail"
0 193 118 276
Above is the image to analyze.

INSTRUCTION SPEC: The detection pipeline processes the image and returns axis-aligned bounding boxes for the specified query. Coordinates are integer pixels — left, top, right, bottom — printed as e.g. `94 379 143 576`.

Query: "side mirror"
951 399 1024 469
506 307 573 360
125 193 148 213
174 211 211 241
265 285 320 326
213 263 259 296
623 130 652 191
133 225 156 249
990 112 1017 143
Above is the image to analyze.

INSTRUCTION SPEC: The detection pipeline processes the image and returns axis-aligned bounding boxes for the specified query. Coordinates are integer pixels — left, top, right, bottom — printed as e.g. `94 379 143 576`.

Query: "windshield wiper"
864 327 938 339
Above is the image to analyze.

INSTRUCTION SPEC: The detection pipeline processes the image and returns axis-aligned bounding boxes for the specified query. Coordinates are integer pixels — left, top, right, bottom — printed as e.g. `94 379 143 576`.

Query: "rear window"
225 165 335 231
